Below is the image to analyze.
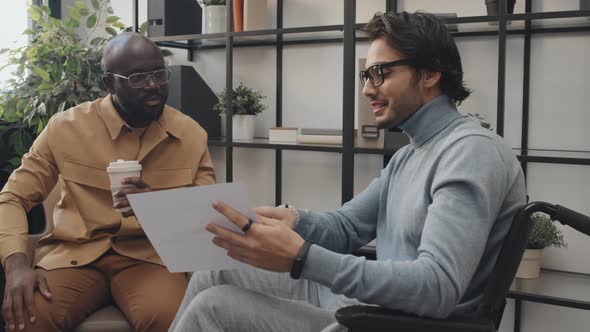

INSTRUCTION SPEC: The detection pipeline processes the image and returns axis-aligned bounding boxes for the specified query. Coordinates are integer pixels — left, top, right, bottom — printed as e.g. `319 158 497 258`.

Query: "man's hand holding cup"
106 160 150 217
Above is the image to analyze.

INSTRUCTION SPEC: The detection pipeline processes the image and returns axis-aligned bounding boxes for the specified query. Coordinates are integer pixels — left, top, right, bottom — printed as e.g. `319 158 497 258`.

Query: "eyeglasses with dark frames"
359 59 414 87
107 68 171 89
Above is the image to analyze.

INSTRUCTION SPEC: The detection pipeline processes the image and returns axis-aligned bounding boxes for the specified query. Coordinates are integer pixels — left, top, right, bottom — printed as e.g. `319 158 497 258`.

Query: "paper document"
127 182 255 273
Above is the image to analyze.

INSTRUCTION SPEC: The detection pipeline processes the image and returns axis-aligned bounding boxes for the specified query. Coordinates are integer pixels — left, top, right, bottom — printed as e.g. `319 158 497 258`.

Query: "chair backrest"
476 202 553 329
25 181 59 266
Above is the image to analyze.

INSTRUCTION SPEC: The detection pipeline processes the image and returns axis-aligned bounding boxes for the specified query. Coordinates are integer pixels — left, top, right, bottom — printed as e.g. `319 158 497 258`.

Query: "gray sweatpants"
169 267 357 332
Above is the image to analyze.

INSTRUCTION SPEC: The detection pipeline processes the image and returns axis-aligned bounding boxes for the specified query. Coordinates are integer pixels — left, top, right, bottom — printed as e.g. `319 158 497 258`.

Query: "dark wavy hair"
365 11 471 105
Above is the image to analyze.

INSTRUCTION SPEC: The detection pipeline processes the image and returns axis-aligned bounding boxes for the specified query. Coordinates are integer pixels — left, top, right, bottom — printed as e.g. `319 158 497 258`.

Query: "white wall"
68 0 590 331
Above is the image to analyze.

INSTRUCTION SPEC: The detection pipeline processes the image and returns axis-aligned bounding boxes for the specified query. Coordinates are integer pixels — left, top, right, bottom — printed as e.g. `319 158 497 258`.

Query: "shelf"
336 247 590 311
208 138 343 153
152 10 590 50
515 149 590 166
209 141 590 163
508 269 590 310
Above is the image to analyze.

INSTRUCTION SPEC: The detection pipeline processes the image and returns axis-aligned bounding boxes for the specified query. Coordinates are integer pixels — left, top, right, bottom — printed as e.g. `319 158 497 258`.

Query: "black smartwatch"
290 240 313 279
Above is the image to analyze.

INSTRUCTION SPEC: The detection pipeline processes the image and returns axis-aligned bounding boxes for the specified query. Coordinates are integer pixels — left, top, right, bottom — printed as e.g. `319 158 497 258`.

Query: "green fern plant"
528 212 567 250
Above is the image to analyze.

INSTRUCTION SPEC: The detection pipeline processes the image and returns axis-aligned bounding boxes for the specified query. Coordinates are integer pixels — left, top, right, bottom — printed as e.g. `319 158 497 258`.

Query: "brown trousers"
23 252 188 332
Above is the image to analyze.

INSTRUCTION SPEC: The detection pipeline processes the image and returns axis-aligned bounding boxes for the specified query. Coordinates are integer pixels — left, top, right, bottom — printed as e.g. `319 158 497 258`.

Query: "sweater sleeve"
293 165 385 253
300 136 515 318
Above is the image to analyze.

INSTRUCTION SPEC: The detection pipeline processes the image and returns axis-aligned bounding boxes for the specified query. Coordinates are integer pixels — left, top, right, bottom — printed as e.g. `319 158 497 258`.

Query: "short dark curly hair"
365 11 471 105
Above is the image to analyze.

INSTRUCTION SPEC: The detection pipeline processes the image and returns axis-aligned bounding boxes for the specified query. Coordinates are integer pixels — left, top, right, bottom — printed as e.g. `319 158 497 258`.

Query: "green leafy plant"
527 212 567 250
0 0 126 182
213 82 266 116
202 0 226 6
466 113 493 131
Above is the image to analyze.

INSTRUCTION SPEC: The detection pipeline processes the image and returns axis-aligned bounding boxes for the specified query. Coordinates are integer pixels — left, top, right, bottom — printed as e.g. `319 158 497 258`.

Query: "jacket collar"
98 95 183 141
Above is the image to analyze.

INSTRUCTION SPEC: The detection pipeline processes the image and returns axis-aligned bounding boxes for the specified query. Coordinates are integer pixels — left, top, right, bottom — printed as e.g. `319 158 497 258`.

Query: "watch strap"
290 240 313 279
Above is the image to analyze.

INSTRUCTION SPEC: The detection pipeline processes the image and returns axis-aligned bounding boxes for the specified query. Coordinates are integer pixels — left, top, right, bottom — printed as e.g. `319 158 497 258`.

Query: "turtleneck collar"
398 95 462 149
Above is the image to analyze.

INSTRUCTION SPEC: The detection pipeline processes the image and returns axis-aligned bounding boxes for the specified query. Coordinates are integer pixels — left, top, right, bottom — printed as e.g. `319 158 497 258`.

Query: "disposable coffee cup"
106 160 142 213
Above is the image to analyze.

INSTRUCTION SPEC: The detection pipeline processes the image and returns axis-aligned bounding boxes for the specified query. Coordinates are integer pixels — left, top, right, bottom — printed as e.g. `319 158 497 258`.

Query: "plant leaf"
86 14 97 29
29 8 41 21
75 1 87 10
139 21 148 34
69 6 81 20
9 157 21 167
91 0 100 11
22 29 35 35
105 27 117 37
32 66 50 82
79 8 90 16
90 37 103 47
106 16 120 24
107 7 114 14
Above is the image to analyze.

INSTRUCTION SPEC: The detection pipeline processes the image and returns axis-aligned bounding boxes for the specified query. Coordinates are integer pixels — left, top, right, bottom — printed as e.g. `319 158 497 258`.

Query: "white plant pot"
232 114 256 140
516 249 543 279
202 5 226 34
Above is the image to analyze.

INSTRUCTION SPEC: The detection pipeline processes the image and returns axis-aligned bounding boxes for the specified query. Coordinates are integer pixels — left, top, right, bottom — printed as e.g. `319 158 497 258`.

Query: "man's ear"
101 74 115 94
419 70 442 89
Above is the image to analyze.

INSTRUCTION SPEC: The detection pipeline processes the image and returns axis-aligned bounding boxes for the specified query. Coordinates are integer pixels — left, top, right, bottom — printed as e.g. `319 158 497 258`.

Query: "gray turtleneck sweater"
294 95 526 318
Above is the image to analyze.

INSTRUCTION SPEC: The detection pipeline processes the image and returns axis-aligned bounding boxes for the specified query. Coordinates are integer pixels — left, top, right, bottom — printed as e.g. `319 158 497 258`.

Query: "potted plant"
214 82 266 140
0 1 126 187
516 212 567 279
199 0 227 34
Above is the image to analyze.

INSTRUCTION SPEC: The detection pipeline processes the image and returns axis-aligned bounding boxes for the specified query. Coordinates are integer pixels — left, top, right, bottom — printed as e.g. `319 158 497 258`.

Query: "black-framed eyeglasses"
359 59 414 87
107 68 171 88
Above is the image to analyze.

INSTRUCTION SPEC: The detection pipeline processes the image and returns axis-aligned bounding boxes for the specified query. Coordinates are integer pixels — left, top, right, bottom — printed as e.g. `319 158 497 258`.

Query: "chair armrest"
335 305 494 332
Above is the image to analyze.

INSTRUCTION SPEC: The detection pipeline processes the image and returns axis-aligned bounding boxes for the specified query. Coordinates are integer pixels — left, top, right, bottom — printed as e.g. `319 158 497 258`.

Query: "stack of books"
296 128 342 145
269 127 297 143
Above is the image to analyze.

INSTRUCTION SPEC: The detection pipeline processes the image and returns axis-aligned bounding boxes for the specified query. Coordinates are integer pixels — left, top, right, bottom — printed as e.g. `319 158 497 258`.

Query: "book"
299 128 342 136
296 134 342 145
233 0 244 32
269 127 297 143
243 0 268 31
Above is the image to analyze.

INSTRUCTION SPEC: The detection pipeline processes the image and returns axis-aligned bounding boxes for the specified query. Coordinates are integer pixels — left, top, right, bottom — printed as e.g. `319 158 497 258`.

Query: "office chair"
0 183 133 332
335 201 590 332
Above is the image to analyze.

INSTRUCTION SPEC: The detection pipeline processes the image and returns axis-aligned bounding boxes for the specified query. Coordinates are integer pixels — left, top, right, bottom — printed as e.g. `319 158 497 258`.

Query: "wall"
64 1 590 331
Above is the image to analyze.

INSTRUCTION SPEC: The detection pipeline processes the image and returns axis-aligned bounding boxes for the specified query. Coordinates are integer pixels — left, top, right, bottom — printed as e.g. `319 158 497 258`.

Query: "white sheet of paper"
127 182 255 273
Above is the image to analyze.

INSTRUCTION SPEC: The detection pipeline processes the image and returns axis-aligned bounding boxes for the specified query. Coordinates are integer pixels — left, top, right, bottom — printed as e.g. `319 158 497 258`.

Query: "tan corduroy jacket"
0 96 216 270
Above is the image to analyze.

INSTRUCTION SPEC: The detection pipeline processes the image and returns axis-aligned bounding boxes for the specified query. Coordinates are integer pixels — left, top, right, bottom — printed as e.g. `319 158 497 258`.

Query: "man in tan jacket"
0 33 216 331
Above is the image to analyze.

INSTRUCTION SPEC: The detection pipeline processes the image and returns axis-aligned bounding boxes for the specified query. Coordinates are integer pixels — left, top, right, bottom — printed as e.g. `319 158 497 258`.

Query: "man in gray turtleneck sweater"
170 11 526 332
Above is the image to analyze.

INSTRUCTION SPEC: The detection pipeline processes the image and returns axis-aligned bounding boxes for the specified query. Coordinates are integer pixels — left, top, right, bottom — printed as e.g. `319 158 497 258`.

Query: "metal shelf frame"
136 0 590 205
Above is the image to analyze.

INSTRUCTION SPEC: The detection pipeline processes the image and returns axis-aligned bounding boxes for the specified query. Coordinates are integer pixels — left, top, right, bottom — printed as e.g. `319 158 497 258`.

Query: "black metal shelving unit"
137 0 590 206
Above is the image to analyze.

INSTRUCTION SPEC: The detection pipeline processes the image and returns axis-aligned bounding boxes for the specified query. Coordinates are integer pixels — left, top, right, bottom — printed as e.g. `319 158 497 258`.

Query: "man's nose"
362 80 376 97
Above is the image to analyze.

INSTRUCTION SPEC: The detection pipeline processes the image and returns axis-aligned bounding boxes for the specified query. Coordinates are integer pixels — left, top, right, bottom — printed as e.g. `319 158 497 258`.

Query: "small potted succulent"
516 212 567 279
199 0 227 34
214 82 266 140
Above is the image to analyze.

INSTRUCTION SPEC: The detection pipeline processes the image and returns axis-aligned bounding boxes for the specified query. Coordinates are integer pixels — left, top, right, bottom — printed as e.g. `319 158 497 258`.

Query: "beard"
113 94 165 128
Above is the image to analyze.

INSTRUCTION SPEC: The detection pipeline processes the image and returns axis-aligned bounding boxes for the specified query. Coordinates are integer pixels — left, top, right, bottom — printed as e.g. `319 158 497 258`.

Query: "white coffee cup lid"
106 160 142 173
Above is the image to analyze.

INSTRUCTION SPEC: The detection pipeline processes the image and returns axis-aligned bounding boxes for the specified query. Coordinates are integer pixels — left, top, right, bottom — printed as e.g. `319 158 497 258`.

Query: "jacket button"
70 260 78 266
